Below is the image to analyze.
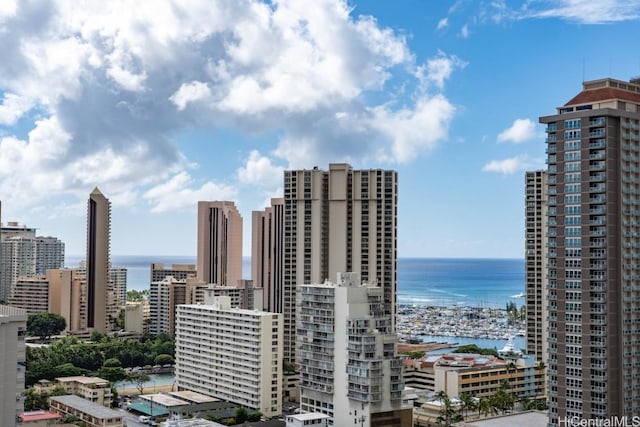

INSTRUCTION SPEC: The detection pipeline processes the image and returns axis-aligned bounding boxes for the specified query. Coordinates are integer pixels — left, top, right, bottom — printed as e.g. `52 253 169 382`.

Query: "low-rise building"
35 376 113 407
285 413 329 427
16 410 61 426
48 394 122 427
404 352 545 401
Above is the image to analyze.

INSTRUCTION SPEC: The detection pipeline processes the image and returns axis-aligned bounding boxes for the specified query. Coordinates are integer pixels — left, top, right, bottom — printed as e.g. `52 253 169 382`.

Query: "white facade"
149 276 185 336
0 305 28 426
109 267 127 306
297 273 405 426
0 229 64 303
175 296 283 417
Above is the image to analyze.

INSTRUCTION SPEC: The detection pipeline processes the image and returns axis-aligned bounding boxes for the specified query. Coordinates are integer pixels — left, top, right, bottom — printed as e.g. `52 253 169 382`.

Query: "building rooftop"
17 410 61 422
141 393 189 407
56 375 109 385
166 390 219 404
49 395 122 419
462 410 547 427
565 86 640 106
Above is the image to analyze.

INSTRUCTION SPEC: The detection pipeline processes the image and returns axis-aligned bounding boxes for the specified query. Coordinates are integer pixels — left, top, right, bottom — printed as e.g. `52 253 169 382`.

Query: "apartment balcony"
589 152 606 160
589 161 606 171
590 129 606 137
590 196 606 204
589 118 606 127
590 183 606 192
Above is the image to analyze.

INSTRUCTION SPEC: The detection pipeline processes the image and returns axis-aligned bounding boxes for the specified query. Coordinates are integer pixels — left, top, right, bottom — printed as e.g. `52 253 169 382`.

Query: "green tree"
154 354 174 366
459 393 476 419
129 373 150 395
453 344 498 357
97 366 128 382
27 313 66 342
53 362 88 377
235 407 248 424
104 357 122 368
127 289 149 301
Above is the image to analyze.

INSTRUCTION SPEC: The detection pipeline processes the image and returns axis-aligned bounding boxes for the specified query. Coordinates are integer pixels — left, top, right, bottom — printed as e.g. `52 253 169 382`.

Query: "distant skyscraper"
540 77 640 423
86 188 111 333
0 304 28 425
524 170 548 363
297 273 410 426
0 222 64 303
282 163 398 364
197 201 242 285
251 197 284 312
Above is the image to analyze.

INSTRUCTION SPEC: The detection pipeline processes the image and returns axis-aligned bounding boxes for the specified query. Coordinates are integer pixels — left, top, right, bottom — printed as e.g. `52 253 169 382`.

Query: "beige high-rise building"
283 163 398 364
150 262 196 283
8 275 50 314
540 77 640 424
48 269 86 332
197 201 242 286
524 170 548 363
0 304 27 426
86 188 112 333
251 198 284 312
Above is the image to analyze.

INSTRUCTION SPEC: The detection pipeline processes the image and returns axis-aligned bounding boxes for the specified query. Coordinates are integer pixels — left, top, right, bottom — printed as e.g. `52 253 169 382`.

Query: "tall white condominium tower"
197 201 243 286
540 77 640 424
524 170 548 364
297 273 411 427
0 222 64 303
109 266 127 306
252 198 284 312
86 188 112 333
175 293 283 417
0 305 27 426
283 163 398 365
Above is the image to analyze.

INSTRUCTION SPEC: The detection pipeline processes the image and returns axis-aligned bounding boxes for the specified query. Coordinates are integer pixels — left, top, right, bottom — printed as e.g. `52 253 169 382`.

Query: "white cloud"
497 118 538 143
237 150 285 187
482 155 540 174
459 24 469 38
143 172 237 213
0 93 33 125
170 81 212 111
436 17 449 30
524 0 640 23
371 95 455 163
0 0 461 215
416 51 467 90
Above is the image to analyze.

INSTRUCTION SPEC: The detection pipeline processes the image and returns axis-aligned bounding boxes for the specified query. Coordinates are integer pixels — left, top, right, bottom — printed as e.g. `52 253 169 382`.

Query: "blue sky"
1 0 639 258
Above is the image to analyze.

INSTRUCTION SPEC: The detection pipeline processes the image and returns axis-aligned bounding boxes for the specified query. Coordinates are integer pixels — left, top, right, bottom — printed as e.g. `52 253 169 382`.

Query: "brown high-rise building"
525 170 548 363
251 198 284 312
282 163 398 364
86 188 111 333
540 77 640 424
197 201 243 285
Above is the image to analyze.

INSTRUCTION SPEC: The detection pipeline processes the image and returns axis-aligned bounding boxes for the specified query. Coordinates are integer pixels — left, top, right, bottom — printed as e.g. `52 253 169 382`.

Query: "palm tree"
459 393 475 419
435 391 458 426
478 397 491 417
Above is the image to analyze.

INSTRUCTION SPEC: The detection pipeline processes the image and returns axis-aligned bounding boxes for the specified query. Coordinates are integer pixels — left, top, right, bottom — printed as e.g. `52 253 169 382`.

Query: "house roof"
565 87 640 106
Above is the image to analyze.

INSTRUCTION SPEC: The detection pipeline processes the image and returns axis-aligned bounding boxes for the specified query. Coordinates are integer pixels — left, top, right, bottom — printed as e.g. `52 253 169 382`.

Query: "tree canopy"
27 312 66 342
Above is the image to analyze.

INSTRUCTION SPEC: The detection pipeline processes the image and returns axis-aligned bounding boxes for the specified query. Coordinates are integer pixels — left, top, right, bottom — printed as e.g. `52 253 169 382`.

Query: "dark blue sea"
66 255 524 310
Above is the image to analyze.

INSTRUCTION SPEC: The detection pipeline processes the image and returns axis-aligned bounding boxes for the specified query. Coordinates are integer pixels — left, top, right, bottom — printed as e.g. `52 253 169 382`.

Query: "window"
564 119 581 129
565 162 581 172
565 140 581 150
565 151 581 161
565 183 581 193
565 172 581 183
565 194 581 204
565 130 581 139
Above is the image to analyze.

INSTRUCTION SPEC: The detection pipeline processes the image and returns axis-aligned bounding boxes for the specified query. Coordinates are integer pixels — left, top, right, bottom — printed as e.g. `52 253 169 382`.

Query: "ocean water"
66 255 525 310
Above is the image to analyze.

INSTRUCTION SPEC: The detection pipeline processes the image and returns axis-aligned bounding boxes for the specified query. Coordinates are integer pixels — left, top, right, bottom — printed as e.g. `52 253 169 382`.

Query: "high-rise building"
0 222 64 303
540 77 640 423
525 170 548 363
0 304 28 426
150 262 197 283
8 276 50 314
297 272 410 426
48 269 87 332
109 266 127 307
252 198 284 312
283 163 398 364
86 188 112 333
196 201 242 286
175 294 283 417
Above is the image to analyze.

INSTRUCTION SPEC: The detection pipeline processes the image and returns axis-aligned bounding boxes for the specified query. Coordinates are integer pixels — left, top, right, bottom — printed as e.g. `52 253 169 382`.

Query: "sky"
1 0 640 259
